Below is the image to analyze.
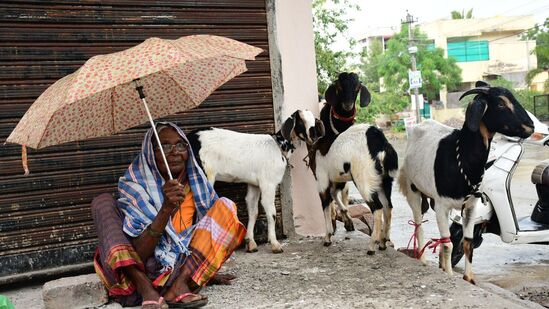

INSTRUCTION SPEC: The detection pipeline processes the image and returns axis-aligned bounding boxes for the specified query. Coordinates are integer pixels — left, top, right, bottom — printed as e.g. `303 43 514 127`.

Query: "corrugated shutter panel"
0 0 281 280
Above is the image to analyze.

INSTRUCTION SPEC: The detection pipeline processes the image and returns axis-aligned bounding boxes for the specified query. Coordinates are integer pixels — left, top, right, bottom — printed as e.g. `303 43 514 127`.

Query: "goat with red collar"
309 73 370 231
308 73 398 254
309 72 370 174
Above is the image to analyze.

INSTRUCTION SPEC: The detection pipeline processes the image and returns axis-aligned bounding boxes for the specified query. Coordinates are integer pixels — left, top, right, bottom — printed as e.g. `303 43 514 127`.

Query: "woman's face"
154 127 189 179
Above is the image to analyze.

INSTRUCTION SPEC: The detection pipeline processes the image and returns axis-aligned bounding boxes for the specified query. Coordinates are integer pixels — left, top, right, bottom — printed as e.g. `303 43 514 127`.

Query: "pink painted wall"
275 0 324 236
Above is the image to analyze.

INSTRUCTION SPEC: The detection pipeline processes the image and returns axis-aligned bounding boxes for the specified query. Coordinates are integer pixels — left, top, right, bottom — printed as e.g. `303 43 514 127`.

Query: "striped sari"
91 123 246 305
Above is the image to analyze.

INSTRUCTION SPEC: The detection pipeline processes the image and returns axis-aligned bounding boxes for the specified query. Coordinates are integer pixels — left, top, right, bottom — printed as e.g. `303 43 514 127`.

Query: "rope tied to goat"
406 219 451 259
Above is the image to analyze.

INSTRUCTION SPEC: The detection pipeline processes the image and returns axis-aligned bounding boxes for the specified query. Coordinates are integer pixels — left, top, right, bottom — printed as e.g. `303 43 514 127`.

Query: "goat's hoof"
366 250 375 255
463 275 476 285
271 243 284 254
379 243 387 251
385 239 395 248
344 221 355 232
246 239 258 253
323 240 332 247
246 247 258 253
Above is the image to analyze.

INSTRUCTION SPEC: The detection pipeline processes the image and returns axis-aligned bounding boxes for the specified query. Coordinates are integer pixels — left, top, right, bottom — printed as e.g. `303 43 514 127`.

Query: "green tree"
355 91 409 124
522 18 549 88
451 8 473 19
377 25 462 100
355 39 409 124
357 39 383 92
312 0 359 95
523 17 549 68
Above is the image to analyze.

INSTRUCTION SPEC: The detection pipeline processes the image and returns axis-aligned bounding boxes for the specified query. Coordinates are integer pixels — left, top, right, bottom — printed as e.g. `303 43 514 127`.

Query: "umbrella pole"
134 81 173 180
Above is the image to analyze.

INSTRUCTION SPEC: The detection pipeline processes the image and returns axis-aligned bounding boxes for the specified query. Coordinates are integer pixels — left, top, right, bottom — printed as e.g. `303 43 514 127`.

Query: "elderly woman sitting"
91 122 246 309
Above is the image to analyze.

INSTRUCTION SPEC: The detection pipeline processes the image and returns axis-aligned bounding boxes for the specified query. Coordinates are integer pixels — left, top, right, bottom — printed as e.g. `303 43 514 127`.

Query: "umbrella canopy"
6 35 262 149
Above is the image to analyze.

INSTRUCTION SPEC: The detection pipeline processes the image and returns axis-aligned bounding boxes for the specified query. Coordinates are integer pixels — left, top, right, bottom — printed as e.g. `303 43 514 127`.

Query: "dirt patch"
481 264 549 308
203 228 541 308
518 287 549 308
442 117 464 128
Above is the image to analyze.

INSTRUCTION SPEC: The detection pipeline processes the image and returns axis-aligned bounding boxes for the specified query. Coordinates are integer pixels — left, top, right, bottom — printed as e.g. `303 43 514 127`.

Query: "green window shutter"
447 40 489 62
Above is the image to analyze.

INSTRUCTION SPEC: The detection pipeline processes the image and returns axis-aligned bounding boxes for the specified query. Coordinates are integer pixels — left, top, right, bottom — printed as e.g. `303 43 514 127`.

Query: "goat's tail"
398 165 409 196
365 126 399 179
380 142 398 179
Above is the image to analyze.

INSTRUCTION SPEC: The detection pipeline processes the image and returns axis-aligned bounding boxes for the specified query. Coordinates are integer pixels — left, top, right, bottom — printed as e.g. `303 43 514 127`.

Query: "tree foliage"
523 17 549 70
355 91 409 124
376 25 462 100
357 39 383 92
451 8 473 19
312 0 359 95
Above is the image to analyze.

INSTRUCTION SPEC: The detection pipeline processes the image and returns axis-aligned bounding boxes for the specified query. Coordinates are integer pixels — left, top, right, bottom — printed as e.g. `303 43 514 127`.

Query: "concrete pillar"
267 0 324 236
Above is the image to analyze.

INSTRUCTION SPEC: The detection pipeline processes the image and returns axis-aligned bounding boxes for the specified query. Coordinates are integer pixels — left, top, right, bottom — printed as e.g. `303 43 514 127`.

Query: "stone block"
42 274 108 309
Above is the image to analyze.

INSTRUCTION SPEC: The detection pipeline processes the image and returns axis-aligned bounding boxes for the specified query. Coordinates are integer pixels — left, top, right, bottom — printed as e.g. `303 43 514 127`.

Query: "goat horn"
459 87 490 101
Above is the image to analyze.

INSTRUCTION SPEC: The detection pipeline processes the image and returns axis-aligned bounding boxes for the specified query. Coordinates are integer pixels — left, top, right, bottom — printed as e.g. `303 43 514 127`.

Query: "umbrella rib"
35 103 63 149
163 71 197 107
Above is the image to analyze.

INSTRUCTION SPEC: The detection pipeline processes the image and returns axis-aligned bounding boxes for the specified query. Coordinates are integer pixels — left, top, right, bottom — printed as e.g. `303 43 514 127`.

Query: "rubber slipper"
167 292 208 308
142 296 168 309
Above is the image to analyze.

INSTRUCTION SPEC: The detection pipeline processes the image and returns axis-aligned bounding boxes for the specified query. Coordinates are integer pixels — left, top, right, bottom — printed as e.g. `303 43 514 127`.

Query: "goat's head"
460 81 534 139
325 72 371 112
281 110 325 145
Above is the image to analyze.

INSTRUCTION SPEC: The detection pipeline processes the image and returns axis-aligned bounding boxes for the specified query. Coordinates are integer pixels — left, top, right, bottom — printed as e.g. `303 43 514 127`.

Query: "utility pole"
402 11 421 124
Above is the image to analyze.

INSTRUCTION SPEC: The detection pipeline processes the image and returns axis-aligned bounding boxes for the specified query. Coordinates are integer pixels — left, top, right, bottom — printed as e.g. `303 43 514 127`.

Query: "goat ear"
359 84 371 107
464 98 487 132
281 114 296 140
325 84 337 106
475 81 490 88
315 119 326 139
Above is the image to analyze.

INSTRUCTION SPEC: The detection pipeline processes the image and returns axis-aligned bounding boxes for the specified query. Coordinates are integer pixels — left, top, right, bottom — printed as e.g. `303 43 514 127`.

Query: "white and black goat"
399 81 534 283
309 73 398 253
310 72 371 230
187 110 325 253
309 124 398 254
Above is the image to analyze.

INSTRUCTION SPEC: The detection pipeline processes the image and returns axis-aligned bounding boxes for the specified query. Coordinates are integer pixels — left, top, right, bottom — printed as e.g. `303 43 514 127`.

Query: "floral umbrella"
6 35 262 178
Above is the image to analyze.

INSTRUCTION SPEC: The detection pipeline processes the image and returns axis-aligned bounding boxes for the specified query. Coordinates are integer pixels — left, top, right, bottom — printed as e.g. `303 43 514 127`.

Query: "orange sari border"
94 249 136 296
106 244 144 271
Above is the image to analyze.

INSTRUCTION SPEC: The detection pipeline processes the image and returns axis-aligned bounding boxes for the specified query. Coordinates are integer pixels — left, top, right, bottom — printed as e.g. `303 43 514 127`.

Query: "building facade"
422 16 537 120
360 16 538 121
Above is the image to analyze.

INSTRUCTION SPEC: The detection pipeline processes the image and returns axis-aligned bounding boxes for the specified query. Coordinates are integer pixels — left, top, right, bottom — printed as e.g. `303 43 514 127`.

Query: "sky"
333 0 549 51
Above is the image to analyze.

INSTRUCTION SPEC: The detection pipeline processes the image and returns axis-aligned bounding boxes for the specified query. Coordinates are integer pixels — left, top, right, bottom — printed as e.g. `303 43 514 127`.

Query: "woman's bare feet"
122 266 167 309
208 273 236 285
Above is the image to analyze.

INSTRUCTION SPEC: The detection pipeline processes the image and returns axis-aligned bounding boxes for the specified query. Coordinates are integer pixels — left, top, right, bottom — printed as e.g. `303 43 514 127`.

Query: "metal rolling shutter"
0 0 281 281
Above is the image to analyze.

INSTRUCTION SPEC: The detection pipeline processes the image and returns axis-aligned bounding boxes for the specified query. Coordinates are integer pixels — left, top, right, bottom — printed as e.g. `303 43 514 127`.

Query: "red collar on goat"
331 106 356 123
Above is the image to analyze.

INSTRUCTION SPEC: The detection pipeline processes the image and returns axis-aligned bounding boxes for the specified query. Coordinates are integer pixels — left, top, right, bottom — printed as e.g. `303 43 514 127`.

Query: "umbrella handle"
135 80 173 180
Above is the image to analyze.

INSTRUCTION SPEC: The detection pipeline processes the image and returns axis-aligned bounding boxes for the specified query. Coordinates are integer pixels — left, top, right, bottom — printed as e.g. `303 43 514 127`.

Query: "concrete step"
42 273 108 309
